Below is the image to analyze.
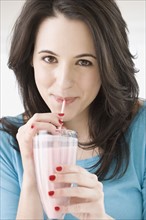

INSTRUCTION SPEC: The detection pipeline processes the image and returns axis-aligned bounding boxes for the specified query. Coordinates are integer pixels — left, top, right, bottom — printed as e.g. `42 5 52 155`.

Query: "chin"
63 113 77 123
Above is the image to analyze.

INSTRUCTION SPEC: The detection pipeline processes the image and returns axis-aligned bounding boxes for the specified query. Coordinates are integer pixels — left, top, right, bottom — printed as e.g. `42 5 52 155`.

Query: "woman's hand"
48 165 113 220
16 113 62 180
16 113 64 219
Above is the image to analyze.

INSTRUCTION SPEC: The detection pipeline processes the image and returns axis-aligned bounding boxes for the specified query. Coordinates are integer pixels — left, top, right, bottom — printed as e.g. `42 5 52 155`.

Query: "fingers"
52 164 98 188
27 113 62 130
48 164 104 218
17 112 63 143
16 124 36 158
56 164 91 174
16 112 63 160
61 201 103 214
52 173 98 188
49 172 103 201
53 199 105 220
52 186 105 220
27 121 59 135
52 186 99 200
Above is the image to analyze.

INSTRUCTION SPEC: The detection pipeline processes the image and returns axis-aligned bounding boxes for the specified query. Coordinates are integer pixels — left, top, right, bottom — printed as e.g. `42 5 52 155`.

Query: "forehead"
34 13 95 54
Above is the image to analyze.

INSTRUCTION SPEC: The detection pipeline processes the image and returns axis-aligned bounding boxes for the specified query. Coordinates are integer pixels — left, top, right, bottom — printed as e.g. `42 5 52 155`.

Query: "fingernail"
49 175 56 181
54 206 60 211
48 191 55 196
56 166 62 172
58 113 64 117
31 125 35 129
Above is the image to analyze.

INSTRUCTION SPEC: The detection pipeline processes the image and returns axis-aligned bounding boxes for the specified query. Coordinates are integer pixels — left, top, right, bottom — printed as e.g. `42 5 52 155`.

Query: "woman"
1 0 145 219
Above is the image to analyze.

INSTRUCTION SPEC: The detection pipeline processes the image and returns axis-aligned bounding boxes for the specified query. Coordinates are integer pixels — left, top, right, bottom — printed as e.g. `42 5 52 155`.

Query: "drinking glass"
33 129 78 219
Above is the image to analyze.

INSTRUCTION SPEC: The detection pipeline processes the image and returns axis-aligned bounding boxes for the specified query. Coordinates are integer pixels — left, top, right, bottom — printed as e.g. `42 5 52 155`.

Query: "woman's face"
32 13 101 122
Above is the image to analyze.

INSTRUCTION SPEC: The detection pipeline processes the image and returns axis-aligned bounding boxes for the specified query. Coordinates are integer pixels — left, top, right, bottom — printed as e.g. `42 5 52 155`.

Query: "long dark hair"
1 0 139 180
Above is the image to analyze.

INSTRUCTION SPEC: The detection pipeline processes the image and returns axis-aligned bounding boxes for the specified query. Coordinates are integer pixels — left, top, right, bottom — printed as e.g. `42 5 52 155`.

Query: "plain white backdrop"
1 0 145 117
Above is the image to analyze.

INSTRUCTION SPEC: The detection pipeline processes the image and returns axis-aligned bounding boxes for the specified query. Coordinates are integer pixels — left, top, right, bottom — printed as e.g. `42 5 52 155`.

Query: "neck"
64 113 90 143
64 112 100 160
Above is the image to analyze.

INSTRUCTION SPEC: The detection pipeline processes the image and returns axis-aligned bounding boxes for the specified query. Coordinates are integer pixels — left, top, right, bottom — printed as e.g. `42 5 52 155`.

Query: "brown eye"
42 56 57 63
77 59 92 67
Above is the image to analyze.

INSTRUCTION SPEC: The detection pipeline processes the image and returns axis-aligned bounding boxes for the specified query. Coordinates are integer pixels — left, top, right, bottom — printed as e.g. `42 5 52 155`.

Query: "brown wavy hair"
1 0 139 180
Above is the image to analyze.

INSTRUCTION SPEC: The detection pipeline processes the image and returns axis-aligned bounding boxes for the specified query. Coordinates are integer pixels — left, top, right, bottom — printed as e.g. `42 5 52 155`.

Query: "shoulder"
127 100 146 136
0 114 24 179
125 100 146 160
125 100 146 174
0 113 24 129
122 100 146 189
0 116 24 219
0 113 24 155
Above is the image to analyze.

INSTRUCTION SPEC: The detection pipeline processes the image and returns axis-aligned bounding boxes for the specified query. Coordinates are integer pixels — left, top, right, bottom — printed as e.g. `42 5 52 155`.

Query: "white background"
1 0 145 117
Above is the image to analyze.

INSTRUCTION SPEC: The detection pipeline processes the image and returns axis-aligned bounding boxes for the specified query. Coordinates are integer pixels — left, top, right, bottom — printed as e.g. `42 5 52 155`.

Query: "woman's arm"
16 113 61 219
142 165 146 219
16 159 43 219
1 131 20 219
0 128 43 220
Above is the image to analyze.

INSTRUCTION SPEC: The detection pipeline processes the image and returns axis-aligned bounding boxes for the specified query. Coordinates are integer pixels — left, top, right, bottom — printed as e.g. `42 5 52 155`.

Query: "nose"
55 62 74 89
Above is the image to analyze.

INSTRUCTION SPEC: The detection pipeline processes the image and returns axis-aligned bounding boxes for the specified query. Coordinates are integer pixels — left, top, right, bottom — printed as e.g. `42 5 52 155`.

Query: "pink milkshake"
33 129 78 219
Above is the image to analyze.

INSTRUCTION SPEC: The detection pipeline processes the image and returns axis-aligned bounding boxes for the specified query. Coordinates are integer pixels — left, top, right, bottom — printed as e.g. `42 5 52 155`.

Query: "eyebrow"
75 53 97 59
38 50 97 59
38 50 58 56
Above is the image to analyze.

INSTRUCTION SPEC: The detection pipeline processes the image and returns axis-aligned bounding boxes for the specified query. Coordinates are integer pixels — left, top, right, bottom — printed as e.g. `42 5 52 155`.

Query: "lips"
53 95 77 104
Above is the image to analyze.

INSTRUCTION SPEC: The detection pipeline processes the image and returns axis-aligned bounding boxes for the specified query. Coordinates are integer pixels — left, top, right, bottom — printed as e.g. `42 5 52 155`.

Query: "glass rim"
36 129 78 138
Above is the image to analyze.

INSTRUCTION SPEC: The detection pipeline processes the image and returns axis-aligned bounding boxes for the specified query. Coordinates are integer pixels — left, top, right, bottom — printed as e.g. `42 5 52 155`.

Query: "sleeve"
139 107 146 219
127 104 146 219
134 105 146 220
135 106 146 219
0 130 20 220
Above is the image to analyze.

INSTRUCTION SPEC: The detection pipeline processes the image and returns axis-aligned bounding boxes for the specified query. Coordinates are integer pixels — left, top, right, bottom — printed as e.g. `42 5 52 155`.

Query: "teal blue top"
1 102 146 220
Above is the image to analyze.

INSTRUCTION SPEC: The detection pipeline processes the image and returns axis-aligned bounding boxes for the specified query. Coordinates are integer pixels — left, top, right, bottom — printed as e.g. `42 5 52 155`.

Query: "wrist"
22 171 38 189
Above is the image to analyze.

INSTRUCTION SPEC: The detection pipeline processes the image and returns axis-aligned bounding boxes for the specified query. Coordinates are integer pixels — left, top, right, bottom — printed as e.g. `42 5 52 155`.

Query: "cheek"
93 75 101 93
81 71 101 94
34 67 53 90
